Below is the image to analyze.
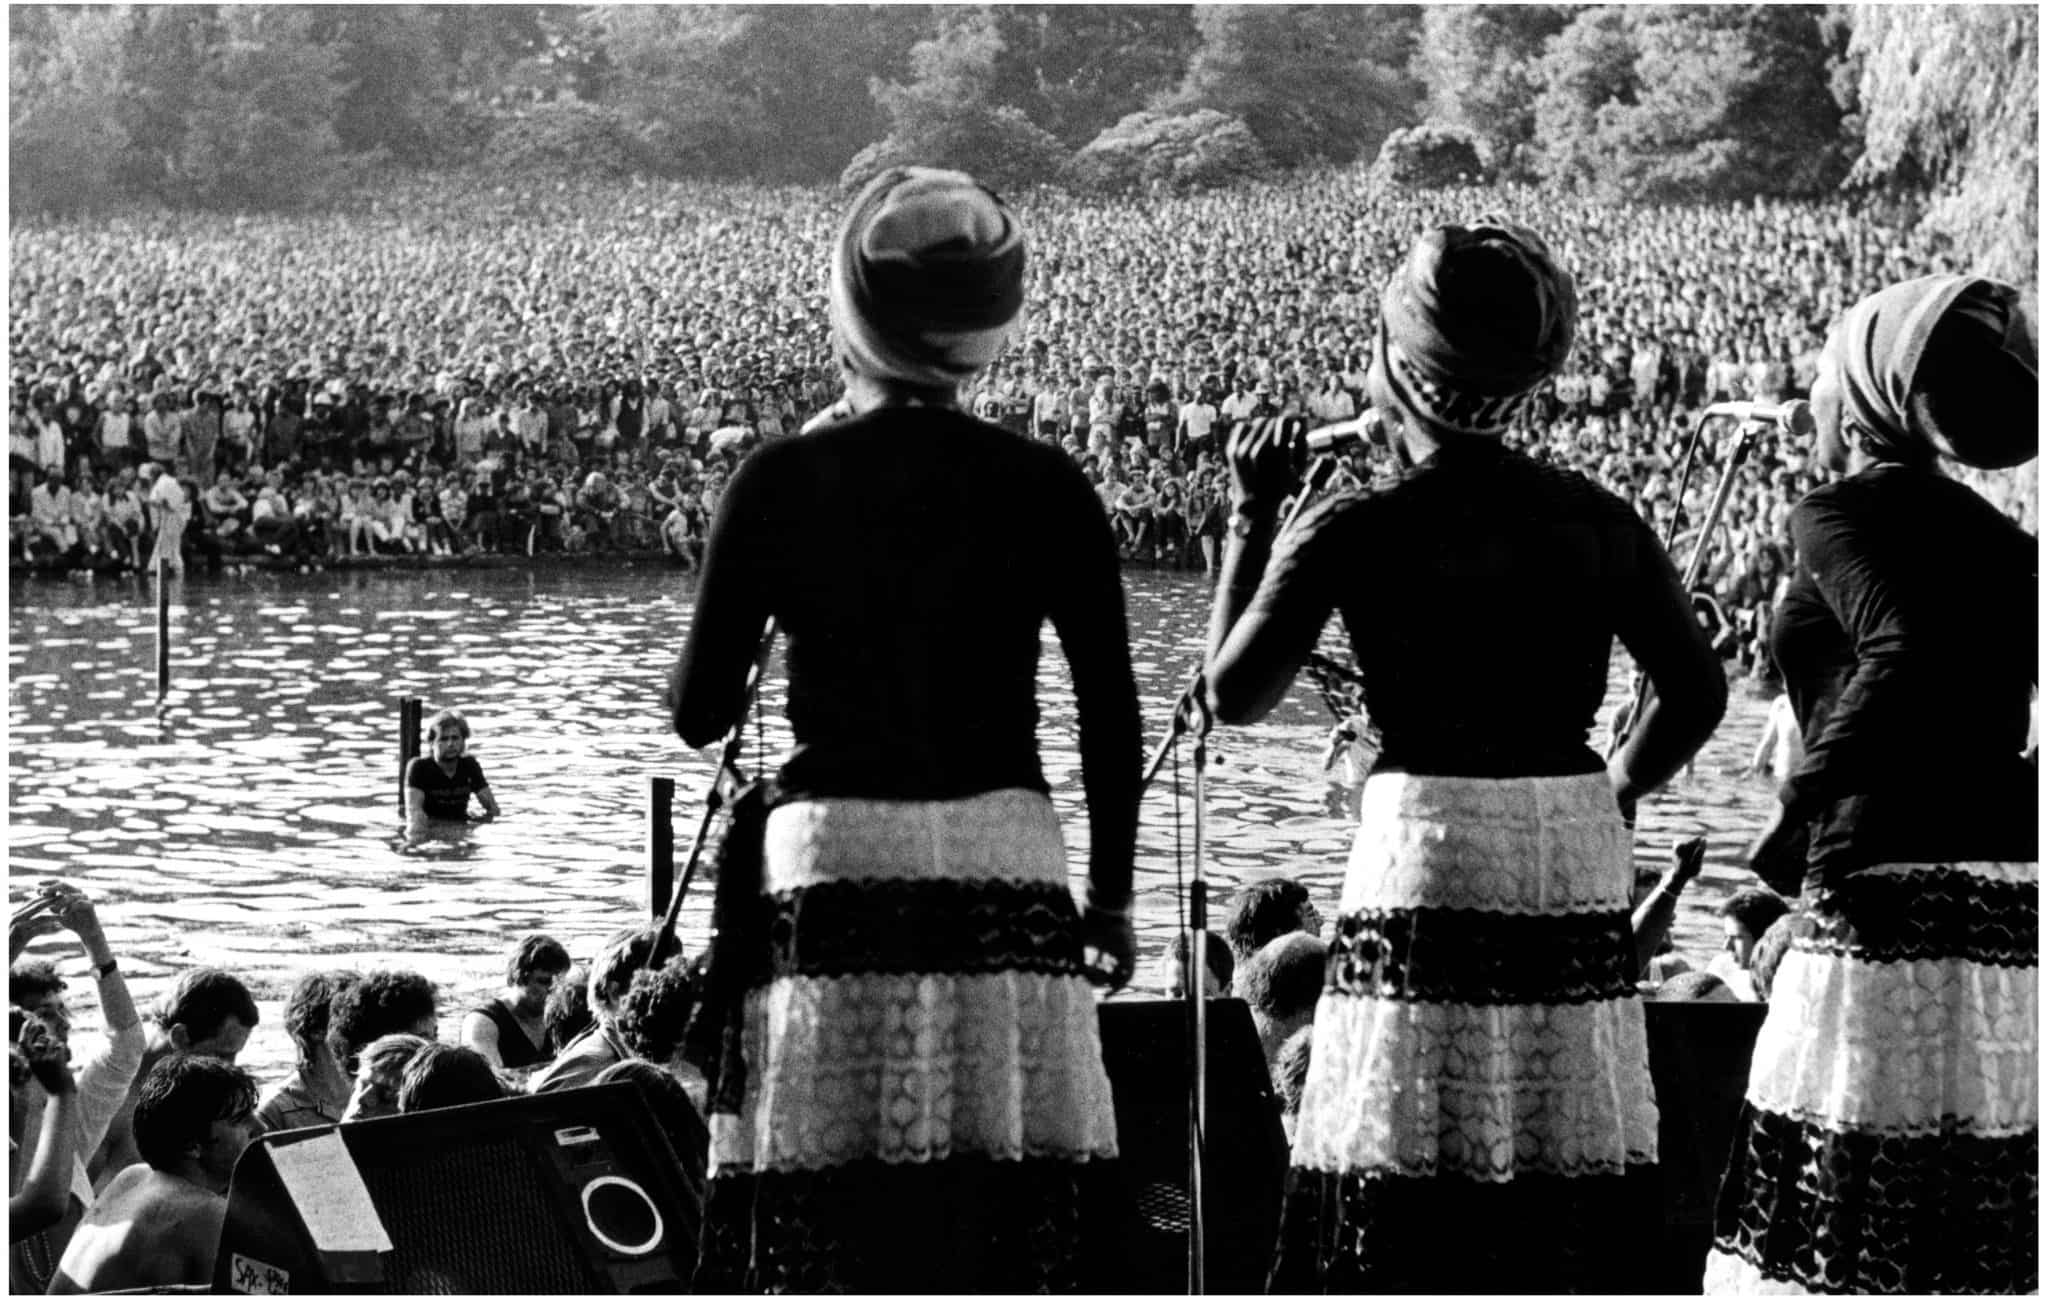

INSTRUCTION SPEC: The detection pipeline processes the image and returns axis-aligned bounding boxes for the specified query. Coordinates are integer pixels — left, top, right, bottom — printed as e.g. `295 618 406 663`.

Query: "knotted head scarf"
828 167 1025 391
1823 274 2038 470
1374 217 1578 437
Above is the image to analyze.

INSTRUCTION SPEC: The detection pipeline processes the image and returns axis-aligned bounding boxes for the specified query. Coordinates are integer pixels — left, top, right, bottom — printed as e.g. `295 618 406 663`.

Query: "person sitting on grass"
404 708 500 836
49 1056 261 1294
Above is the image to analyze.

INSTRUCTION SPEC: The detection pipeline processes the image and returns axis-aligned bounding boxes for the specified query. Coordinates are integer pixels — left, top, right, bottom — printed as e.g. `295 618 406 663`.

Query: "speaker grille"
360 1141 591 1293
1134 1180 1190 1233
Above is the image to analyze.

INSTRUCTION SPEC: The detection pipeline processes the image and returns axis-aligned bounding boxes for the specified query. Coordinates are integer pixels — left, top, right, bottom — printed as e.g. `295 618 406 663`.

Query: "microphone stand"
1133 448 1337 1294
1137 670 1213 1295
1610 416 1762 758
653 619 779 965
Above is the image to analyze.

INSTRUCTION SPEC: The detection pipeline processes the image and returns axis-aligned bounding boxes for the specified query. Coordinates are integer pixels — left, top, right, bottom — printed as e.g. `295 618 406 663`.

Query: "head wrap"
1825 274 2037 469
828 167 1025 390
1374 216 1577 437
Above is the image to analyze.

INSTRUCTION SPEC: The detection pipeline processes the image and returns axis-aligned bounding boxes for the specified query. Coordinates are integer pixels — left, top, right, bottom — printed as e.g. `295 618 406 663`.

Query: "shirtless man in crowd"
50 1055 261 1293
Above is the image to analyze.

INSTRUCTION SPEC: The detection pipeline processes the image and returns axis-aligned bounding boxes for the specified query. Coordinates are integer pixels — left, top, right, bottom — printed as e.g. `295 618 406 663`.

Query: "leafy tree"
854 12 1066 191
1529 7 1639 191
172 7 350 209
1533 6 1846 202
1068 108 1268 195
973 7 1201 150
1841 5 2037 285
1373 123 1493 189
588 5 928 181
482 96 645 180
1411 6 1569 175
304 6 451 164
9 6 133 214
1164 5 1423 167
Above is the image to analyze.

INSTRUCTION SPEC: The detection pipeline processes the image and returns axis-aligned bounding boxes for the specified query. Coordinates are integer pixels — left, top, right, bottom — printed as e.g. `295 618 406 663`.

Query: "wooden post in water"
154 554 171 705
397 697 423 816
646 776 676 920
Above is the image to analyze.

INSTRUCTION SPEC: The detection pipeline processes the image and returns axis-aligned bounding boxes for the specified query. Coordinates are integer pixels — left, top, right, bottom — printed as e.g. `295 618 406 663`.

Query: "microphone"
1680 399 1811 430
1303 408 1385 453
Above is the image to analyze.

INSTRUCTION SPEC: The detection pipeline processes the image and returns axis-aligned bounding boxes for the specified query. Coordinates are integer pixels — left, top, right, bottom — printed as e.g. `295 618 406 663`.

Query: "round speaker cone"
581 1176 664 1256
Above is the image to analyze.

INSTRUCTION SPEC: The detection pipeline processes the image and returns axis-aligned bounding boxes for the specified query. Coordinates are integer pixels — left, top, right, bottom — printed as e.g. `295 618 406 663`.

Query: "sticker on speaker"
580 1175 665 1256
230 1253 291 1294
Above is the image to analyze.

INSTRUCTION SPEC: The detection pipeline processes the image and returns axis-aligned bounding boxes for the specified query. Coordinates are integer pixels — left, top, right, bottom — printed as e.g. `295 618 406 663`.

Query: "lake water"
7 562 1778 1082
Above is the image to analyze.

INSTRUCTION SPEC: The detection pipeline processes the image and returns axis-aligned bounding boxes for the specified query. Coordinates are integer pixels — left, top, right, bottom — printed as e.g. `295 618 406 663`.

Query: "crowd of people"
10 171 2033 676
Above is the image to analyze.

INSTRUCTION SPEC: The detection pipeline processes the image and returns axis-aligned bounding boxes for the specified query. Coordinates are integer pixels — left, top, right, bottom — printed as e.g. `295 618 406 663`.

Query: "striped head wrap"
1374 216 1577 437
828 167 1025 391
1826 274 2037 470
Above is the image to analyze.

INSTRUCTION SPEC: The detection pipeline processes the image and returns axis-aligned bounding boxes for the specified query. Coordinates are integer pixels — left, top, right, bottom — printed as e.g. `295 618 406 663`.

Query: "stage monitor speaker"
1097 996 1290 1295
213 1083 698 1295
1643 1000 1770 1293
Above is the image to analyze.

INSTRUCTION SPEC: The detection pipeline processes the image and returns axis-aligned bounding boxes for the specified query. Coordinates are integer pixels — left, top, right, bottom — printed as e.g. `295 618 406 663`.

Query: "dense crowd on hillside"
9 171 2034 673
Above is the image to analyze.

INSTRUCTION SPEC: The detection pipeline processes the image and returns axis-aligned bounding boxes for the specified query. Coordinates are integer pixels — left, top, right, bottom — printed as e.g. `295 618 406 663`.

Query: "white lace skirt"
1271 771 1661 1292
1704 860 2038 1295
695 788 1122 1293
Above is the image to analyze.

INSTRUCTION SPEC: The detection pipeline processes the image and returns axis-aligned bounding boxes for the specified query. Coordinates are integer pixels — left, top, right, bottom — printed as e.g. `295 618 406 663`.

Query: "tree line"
9 5 2035 282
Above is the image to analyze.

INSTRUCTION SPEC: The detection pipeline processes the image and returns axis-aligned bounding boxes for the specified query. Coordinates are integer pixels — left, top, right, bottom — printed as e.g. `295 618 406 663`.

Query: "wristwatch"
1228 509 1275 539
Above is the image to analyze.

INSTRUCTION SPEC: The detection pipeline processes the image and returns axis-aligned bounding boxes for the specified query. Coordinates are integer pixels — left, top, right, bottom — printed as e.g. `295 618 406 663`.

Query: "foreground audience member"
1222 878 1322 965
394 1043 504 1114
461 934 570 1074
1633 835 1708 979
341 1033 431 1123
1207 218 1726 1291
1708 274 2038 1295
1157 929 1233 999
1272 1027 1313 1145
1235 933 1327 1074
324 968 439 1085
50 1056 261 1294
256 969 360 1132
11 1022 80 1236
1705 887 1791 1002
528 925 678 1094
89 967 258 1189
613 953 709 1111
541 966 593 1054
7 884 143 1293
669 167 1139 1292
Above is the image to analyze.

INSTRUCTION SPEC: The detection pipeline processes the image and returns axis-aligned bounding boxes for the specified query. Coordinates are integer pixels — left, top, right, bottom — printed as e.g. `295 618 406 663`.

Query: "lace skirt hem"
1707 860 2038 1296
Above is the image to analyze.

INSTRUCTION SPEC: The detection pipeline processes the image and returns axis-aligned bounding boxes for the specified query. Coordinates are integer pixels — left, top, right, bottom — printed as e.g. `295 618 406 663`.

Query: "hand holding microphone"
1223 416 1310 515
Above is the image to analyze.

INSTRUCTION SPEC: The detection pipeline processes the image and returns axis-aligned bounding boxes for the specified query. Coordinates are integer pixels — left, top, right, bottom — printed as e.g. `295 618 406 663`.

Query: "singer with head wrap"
668 167 1140 1293
1205 217 1728 1292
1705 275 2037 1296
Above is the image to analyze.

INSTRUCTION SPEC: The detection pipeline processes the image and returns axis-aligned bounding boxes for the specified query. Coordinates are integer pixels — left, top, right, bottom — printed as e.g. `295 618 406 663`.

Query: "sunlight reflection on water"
9 563 1776 1080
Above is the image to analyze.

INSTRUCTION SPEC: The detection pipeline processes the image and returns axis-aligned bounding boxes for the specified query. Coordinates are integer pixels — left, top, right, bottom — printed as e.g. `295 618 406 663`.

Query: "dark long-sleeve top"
1212 437 1723 779
669 405 1142 891
1772 464 2037 876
